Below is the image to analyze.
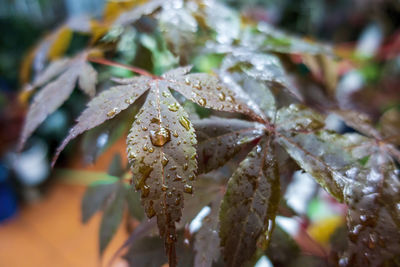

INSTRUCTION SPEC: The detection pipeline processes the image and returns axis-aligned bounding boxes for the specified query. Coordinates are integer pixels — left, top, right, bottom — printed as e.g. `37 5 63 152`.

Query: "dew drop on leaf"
162 155 169 166
142 185 150 197
161 184 168 191
168 103 180 112
179 116 191 131
183 184 193 194
107 107 119 117
218 92 226 101
150 127 171 146
146 204 156 218
197 98 207 107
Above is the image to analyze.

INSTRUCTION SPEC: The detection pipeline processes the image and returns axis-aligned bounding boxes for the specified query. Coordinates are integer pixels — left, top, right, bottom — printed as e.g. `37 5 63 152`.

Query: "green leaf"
99 183 126 255
125 186 145 221
81 182 118 223
107 154 125 178
219 136 280 267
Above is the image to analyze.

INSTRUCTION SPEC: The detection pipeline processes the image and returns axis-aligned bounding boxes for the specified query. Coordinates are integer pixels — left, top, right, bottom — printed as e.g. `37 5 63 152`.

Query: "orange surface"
0 183 129 267
0 134 134 266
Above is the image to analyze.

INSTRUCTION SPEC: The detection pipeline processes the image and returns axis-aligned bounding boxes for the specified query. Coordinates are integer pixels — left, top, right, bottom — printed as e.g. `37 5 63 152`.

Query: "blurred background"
0 0 400 266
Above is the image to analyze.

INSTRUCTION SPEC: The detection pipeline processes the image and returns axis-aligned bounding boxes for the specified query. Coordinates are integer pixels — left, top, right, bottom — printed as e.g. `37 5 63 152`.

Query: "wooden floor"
0 138 131 267
0 183 129 267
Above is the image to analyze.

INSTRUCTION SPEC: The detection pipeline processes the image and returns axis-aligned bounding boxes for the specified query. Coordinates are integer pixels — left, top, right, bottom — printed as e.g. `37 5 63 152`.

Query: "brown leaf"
78 62 98 98
19 55 98 151
379 108 400 145
52 66 260 266
19 68 78 151
219 136 280 267
126 79 197 266
333 110 381 139
53 76 150 164
343 153 400 266
193 117 265 173
194 195 222 267
165 70 265 121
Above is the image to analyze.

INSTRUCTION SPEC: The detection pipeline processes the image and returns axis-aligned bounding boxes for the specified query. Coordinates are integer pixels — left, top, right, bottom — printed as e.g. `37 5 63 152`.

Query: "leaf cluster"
18 0 400 266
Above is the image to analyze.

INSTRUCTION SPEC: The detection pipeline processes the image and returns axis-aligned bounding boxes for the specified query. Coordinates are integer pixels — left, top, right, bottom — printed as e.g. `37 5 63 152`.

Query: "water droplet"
107 107 119 117
226 96 235 103
162 91 170 97
148 147 154 153
175 197 181 206
166 234 176 244
197 98 206 107
193 81 201 90
150 127 171 147
168 103 180 112
125 98 134 104
151 117 160 124
142 145 148 151
172 131 179 137
142 126 148 131
142 185 150 197
183 163 188 170
167 192 173 198
147 204 156 218
189 174 195 181
161 155 169 166
218 92 225 101
173 175 182 182
185 77 191 85
128 152 136 159
179 116 191 131
216 86 222 91
161 184 168 191
170 166 177 171
184 184 193 194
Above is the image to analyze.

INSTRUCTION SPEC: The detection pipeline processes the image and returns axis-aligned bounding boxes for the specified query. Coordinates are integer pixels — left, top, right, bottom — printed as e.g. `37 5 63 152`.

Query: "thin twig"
88 57 159 78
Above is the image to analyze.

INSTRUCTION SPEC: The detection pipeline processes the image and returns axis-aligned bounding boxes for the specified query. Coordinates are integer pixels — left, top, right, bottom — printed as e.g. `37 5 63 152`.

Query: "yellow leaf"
104 0 147 23
48 26 73 60
308 216 344 245
19 47 37 85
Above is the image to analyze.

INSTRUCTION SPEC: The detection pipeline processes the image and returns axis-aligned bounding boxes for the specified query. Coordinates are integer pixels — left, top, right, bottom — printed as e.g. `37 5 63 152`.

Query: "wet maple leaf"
52 65 260 266
18 52 98 151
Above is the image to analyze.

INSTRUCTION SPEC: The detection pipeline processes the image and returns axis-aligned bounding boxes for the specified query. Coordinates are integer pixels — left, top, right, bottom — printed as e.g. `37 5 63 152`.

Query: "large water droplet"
218 92 225 101
150 127 171 146
168 103 180 112
179 116 191 131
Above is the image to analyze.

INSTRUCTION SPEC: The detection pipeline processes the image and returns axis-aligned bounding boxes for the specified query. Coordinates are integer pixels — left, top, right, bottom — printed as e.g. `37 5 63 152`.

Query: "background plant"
15 0 400 266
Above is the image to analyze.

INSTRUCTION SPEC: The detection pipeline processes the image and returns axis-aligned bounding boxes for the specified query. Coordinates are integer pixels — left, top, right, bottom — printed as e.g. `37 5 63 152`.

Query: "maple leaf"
318 131 400 265
219 136 280 267
52 65 259 266
18 52 98 151
194 195 222 267
194 117 265 173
